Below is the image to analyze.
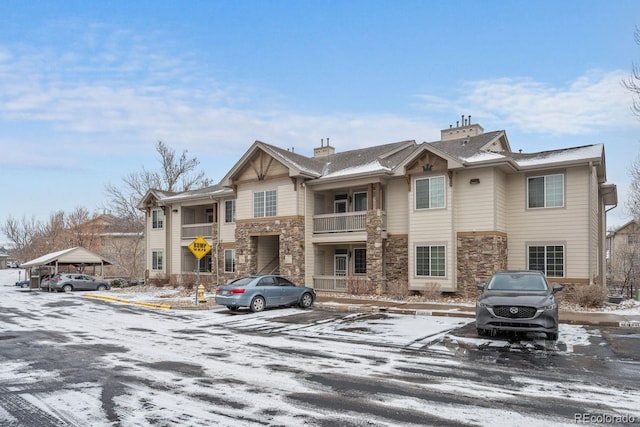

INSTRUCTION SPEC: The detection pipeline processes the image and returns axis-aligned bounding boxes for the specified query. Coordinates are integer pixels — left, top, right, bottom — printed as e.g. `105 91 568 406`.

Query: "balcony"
313 212 368 233
182 223 213 239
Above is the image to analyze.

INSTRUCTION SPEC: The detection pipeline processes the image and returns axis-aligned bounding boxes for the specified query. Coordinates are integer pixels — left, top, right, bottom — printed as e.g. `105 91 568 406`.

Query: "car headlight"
476 301 489 308
542 303 557 310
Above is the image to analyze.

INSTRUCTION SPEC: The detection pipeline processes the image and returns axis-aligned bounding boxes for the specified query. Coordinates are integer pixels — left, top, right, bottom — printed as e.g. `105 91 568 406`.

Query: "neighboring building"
0 247 9 269
138 118 617 296
607 220 640 285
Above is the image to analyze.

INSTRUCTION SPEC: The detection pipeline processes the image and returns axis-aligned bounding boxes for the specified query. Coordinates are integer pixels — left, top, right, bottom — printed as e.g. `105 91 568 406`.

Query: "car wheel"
62 284 73 293
226 305 238 311
97 284 107 291
299 292 314 309
250 296 265 313
547 332 559 341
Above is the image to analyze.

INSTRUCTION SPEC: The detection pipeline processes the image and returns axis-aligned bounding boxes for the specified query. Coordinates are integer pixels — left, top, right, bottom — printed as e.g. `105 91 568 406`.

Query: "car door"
257 276 280 307
75 275 92 290
277 277 300 305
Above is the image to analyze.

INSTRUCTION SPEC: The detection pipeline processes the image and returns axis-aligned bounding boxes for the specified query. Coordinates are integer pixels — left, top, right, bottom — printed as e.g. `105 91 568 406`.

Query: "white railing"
313 212 367 233
313 276 348 292
182 223 213 239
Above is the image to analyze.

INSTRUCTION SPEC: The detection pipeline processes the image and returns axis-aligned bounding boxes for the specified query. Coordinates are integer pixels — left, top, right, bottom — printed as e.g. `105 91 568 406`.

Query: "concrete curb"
85 294 171 310
314 302 640 328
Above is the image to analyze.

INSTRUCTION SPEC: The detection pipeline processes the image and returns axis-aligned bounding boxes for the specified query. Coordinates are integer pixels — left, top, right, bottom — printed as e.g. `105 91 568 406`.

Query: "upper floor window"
254 190 276 218
416 245 446 277
152 208 164 229
225 200 236 223
415 176 445 209
528 174 564 208
528 244 564 277
353 192 368 212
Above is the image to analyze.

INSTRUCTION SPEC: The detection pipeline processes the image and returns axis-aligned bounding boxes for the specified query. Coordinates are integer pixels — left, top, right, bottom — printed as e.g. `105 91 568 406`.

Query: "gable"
233 149 291 185
405 150 449 175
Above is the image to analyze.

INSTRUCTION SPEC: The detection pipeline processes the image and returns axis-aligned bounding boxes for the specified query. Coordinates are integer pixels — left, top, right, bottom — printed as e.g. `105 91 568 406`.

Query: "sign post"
188 236 212 304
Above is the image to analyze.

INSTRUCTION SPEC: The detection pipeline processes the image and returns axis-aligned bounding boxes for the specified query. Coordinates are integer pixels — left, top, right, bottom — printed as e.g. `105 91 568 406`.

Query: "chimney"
440 114 484 141
314 137 335 158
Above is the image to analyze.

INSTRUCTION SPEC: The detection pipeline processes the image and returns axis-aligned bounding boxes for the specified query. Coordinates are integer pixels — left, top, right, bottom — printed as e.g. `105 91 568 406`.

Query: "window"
353 192 368 212
353 248 366 274
206 208 215 223
254 190 277 217
224 249 235 273
225 200 236 223
152 208 164 229
198 253 212 273
528 245 564 277
416 245 446 277
415 176 445 209
528 174 564 208
152 250 163 270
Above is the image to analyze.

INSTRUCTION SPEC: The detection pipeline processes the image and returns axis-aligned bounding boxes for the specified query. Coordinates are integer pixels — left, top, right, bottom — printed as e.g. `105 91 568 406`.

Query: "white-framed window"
254 190 276 218
415 245 446 277
415 176 445 209
353 248 366 274
225 200 236 223
152 250 164 270
353 192 368 212
152 208 164 229
528 244 564 277
224 249 235 273
527 174 564 208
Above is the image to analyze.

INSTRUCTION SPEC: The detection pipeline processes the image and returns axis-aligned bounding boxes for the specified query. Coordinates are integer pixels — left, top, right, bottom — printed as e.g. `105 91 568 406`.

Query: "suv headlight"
476 301 489 308
542 303 557 310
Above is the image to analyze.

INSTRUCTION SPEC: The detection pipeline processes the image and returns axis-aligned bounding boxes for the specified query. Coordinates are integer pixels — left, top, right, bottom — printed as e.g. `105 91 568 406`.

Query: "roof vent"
314 137 335 158
440 114 484 141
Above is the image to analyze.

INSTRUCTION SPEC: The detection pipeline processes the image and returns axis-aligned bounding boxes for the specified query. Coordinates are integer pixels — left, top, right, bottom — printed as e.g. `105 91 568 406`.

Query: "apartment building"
138 118 617 296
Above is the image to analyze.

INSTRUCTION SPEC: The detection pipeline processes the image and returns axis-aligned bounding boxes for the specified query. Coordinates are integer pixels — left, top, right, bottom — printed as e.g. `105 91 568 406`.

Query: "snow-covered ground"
1 268 639 426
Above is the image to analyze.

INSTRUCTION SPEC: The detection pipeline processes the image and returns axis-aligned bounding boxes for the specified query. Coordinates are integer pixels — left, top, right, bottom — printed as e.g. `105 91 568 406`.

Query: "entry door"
334 254 348 276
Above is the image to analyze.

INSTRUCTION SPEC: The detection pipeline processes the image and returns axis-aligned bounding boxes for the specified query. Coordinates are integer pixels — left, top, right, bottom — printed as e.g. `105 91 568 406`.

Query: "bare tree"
629 156 640 221
611 240 640 299
104 141 211 226
623 27 640 117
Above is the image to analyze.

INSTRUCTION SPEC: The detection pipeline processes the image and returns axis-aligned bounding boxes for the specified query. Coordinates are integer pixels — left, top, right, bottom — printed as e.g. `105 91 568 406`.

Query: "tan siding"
236 177 296 220
386 177 409 234
454 168 496 231
408 173 455 291
506 167 591 278
495 170 507 231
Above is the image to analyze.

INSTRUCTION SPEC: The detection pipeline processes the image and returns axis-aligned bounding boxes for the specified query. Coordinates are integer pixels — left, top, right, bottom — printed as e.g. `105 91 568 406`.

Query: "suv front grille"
493 305 537 319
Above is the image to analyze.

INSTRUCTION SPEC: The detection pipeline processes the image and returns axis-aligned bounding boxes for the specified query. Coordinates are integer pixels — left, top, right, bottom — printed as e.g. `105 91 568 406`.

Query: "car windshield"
487 273 548 291
229 277 255 286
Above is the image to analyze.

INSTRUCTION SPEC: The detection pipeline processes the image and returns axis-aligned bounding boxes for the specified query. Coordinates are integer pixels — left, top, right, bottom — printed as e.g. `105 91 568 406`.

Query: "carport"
20 247 113 289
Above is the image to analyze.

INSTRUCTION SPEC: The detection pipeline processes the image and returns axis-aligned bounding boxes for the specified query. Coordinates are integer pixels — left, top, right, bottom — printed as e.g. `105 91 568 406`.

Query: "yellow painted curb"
134 301 172 310
84 294 131 304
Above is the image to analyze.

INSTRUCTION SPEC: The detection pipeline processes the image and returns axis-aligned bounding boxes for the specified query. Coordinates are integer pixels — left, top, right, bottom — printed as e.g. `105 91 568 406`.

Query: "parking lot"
1 270 639 426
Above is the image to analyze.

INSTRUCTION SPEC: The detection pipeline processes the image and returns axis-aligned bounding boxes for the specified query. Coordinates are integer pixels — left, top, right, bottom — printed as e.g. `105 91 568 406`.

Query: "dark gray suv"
50 273 110 292
476 271 562 340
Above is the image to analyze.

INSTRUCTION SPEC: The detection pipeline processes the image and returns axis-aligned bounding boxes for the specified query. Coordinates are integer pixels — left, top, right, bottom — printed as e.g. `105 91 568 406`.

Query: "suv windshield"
487 273 548 291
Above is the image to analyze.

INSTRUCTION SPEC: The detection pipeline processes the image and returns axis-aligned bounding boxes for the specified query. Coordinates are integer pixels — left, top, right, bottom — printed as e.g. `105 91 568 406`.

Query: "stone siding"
384 234 409 294
366 210 385 294
235 217 305 285
457 232 508 298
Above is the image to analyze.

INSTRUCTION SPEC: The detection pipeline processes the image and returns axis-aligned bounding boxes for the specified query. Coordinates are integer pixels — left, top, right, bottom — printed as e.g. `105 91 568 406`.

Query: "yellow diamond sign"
188 236 212 260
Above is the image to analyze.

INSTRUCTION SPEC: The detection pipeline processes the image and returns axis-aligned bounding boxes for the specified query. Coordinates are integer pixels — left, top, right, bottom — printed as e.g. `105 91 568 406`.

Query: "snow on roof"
459 151 507 163
515 145 602 167
320 160 390 179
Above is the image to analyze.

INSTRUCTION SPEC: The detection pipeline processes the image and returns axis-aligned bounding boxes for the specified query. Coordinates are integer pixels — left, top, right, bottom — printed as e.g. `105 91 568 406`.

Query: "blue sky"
1 0 639 239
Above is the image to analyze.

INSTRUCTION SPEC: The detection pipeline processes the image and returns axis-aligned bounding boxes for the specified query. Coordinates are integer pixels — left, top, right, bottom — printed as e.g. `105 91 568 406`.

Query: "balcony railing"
182 223 213 239
313 276 348 292
313 212 367 233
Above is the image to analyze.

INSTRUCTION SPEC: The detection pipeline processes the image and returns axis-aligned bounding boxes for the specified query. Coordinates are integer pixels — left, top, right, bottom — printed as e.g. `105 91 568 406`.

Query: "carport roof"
20 247 113 268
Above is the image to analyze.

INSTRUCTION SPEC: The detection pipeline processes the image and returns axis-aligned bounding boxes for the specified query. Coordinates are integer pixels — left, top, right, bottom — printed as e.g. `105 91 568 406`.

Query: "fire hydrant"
197 284 206 303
